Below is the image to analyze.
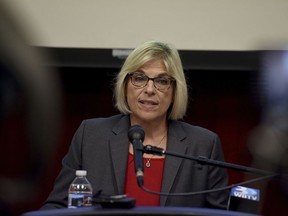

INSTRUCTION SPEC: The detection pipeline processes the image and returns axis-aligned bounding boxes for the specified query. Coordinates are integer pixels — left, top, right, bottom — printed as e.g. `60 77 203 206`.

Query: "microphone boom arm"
143 145 276 176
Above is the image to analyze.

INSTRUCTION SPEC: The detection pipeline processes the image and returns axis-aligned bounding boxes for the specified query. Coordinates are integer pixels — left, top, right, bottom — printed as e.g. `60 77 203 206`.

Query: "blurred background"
1 0 288 215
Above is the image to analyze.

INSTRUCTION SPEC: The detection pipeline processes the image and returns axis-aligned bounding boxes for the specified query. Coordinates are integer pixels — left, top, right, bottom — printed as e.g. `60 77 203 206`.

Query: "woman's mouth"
139 99 158 109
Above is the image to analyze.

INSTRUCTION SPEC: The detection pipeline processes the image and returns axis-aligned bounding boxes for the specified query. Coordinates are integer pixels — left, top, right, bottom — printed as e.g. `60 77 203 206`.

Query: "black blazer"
41 114 228 209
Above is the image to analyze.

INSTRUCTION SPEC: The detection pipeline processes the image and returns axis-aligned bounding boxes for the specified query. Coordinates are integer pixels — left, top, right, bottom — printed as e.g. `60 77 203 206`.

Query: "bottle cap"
75 170 87 176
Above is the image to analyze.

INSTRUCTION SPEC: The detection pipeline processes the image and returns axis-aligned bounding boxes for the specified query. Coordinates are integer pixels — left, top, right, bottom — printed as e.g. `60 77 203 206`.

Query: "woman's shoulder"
80 114 129 128
170 120 218 138
83 114 125 123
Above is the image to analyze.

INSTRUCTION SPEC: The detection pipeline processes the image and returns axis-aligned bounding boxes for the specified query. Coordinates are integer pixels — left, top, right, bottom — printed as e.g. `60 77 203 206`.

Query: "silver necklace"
145 134 166 168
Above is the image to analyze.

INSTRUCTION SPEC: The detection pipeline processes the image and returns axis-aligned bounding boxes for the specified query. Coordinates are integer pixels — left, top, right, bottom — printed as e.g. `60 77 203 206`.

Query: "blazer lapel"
160 121 188 205
109 115 130 195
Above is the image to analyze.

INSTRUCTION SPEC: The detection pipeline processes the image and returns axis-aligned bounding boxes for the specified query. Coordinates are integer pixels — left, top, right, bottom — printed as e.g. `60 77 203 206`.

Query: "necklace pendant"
145 160 151 168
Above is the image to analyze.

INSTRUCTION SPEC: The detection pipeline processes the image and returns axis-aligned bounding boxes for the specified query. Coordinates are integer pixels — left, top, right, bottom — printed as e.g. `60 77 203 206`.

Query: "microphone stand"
142 145 277 176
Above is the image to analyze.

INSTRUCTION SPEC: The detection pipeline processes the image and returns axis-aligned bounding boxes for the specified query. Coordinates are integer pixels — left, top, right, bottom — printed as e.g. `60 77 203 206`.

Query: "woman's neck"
130 117 168 139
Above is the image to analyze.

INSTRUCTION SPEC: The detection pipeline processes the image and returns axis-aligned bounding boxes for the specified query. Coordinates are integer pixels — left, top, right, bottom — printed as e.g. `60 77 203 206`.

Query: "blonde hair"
114 41 188 120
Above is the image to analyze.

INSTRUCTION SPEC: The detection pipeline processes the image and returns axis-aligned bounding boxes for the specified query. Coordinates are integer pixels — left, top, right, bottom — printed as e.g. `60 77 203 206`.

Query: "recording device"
128 125 145 187
228 186 260 214
92 191 136 209
93 194 135 209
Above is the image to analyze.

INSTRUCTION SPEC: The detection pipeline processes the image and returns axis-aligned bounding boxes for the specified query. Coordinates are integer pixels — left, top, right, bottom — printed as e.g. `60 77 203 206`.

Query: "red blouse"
124 153 165 206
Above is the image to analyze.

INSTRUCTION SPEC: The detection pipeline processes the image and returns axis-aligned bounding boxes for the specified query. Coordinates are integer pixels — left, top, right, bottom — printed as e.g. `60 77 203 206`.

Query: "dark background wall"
44 48 262 194
57 64 260 183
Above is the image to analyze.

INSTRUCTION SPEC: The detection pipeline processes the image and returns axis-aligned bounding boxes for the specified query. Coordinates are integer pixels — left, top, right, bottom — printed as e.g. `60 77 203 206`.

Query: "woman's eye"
134 75 146 82
157 78 169 85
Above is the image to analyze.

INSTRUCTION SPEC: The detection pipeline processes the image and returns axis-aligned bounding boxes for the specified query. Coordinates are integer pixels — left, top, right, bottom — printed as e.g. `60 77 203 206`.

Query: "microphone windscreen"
128 125 145 143
228 186 260 214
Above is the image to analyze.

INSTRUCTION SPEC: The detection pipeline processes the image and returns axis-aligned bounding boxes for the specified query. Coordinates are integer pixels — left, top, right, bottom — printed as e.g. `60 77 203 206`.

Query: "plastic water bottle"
68 170 93 208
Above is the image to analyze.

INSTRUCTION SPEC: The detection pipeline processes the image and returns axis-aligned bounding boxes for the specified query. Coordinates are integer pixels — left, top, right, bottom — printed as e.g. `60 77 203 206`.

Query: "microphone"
128 125 145 187
228 186 260 214
143 145 164 156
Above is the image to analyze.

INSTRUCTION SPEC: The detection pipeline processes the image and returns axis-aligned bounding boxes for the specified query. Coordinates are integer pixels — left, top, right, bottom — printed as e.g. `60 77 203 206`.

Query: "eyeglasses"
128 72 175 91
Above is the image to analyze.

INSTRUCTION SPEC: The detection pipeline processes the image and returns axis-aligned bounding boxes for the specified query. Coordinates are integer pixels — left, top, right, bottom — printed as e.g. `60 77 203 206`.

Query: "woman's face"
126 59 174 124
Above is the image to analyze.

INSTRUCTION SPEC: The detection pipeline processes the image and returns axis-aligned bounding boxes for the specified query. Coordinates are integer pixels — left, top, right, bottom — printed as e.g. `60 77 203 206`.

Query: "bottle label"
68 193 92 208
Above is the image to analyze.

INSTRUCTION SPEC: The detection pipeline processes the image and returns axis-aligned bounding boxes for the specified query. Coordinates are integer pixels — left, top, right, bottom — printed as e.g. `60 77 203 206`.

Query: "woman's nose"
144 80 156 93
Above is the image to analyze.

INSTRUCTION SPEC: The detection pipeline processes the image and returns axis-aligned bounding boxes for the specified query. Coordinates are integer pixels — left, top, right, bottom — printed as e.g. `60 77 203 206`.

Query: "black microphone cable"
139 173 278 197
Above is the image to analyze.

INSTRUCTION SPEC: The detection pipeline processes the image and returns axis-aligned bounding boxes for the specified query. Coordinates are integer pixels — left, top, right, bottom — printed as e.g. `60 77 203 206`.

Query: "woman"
41 41 228 209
